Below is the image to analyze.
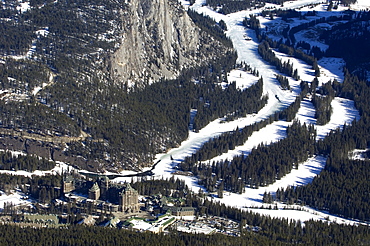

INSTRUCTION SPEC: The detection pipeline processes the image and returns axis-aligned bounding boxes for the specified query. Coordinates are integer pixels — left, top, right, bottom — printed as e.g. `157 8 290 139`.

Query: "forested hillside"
0 0 245 170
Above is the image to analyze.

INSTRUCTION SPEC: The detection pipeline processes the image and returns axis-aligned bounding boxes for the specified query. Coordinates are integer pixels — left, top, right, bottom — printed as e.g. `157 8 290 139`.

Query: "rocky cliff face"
111 0 224 87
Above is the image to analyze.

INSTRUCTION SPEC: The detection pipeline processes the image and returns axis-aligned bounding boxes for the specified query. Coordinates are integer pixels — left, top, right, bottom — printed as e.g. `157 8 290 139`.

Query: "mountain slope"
0 0 233 171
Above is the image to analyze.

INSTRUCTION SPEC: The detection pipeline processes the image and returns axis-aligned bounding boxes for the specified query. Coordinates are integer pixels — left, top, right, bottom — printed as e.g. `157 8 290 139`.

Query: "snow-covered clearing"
0 149 75 177
0 190 31 209
349 148 370 161
209 120 289 164
0 159 71 177
225 69 259 90
349 0 370 11
318 58 346 83
32 72 54 96
207 97 359 164
315 98 359 140
16 1 30 13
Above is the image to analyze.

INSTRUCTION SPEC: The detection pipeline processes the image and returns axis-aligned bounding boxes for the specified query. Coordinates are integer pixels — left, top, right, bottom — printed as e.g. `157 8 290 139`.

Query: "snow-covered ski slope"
118 0 368 225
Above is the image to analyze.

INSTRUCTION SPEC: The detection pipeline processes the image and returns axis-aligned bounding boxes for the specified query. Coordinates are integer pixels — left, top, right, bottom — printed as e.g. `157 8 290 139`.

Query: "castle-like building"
62 173 139 213
62 174 75 193
88 176 139 213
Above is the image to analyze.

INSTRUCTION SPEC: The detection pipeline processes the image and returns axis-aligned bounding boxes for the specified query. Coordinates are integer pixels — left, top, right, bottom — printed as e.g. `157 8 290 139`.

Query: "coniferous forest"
0 221 369 246
181 120 316 193
0 151 55 172
273 71 370 221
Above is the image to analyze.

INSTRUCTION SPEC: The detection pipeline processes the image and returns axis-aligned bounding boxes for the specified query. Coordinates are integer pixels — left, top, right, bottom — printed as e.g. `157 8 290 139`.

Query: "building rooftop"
103 217 120 228
63 175 74 183
165 206 195 213
89 182 100 192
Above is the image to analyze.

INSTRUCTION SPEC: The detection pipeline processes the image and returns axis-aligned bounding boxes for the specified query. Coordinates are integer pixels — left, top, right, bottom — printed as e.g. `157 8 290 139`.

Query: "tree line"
275 156 370 221
257 40 300 80
187 9 233 48
0 173 61 204
0 151 55 172
193 77 267 130
275 74 290 90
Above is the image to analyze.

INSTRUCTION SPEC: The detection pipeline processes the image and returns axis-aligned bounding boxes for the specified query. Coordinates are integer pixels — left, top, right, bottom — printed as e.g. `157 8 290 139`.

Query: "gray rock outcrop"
111 0 226 87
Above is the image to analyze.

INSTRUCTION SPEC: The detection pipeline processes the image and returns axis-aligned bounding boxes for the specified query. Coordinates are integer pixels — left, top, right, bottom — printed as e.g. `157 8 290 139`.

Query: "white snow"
350 0 370 11
36 28 49 37
17 1 30 13
32 86 42 96
280 0 326 10
178 0 190 10
315 98 359 140
208 120 289 164
0 190 32 209
349 149 370 160
318 57 346 83
0 160 73 177
225 69 259 90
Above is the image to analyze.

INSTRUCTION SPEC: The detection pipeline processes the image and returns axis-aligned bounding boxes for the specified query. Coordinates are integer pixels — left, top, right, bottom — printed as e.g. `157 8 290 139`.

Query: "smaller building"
103 217 121 228
164 206 196 217
89 182 100 200
23 214 59 225
62 174 75 193
125 215 176 233
77 215 96 226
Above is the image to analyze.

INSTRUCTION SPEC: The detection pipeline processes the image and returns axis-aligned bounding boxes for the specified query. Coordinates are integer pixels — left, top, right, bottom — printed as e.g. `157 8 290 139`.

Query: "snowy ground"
0 162 73 177
16 1 30 13
349 149 370 160
225 69 259 90
0 190 33 210
349 0 370 11
0 156 72 177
